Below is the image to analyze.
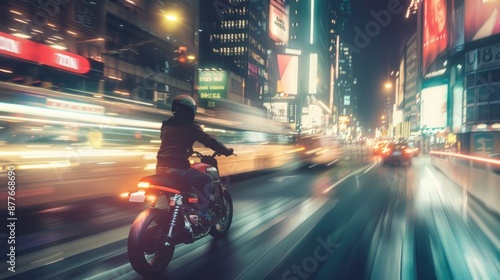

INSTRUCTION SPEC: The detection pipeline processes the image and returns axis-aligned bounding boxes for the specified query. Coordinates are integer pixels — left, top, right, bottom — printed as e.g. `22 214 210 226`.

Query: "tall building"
198 0 269 106
404 33 419 133
329 11 339 130
286 0 335 133
331 0 356 139
337 42 354 117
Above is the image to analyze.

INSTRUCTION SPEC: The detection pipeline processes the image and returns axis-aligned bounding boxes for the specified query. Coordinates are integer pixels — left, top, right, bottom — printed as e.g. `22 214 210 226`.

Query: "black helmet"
172 95 197 121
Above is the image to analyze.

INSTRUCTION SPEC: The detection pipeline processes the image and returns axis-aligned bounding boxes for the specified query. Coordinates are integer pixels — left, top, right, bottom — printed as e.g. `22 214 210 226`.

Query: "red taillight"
137 181 180 194
153 185 181 194
188 197 199 203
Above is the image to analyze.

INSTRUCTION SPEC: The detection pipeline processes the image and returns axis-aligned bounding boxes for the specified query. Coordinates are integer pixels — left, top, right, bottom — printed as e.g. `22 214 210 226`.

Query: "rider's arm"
192 123 233 156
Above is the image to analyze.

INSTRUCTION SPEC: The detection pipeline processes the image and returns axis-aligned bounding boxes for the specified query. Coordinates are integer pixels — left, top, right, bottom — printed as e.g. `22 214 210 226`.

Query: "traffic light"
174 46 187 64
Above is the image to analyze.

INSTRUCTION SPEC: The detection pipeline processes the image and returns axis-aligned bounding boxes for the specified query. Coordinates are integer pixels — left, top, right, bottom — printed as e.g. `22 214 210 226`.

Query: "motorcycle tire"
128 208 174 276
210 190 233 238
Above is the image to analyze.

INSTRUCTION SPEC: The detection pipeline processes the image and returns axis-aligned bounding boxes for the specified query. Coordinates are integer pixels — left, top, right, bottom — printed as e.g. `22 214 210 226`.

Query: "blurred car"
372 140 389 155
406 141 420 157
381 142 413 165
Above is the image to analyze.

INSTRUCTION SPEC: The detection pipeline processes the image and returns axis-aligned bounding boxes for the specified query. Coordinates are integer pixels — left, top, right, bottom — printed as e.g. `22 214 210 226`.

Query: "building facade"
0 0 197 108
415 0 500 155
198 0 269 107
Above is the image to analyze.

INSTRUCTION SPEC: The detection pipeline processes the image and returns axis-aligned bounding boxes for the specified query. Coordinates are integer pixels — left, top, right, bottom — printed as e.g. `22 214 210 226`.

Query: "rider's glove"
225 148 234 156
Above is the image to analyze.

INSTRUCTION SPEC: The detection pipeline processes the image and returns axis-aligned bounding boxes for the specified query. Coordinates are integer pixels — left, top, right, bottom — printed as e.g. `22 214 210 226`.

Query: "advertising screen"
421 84 448 129
277 54 298 95
423 0 448 75
465 0 500 42
198 71 228 99
397 59 404 107
269 1 289 44
308 53 318 94
263 102 289 123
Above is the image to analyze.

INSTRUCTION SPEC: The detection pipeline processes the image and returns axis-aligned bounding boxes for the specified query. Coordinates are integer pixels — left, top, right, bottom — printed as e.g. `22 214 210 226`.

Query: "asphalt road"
1 152 499 280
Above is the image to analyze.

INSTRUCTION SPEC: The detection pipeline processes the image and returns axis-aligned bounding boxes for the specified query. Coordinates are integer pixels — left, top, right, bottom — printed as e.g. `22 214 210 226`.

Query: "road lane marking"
322 162 376 194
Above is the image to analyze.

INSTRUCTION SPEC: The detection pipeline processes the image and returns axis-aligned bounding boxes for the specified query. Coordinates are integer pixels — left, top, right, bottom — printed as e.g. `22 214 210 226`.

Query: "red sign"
0 31 90 74
46 98 105 114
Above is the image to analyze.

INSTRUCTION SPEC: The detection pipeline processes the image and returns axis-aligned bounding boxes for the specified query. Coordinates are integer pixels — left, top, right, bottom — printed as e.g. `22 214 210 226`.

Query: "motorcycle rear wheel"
128 208 174 276
210 190 233 237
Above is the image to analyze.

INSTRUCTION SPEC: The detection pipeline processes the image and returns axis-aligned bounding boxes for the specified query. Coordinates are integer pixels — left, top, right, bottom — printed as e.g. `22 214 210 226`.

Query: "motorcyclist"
156 94 233 226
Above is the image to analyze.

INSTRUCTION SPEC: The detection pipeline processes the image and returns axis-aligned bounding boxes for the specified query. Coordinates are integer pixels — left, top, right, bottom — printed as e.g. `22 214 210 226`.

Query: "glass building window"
466 88 476 104
491 103 500 121
492 85 500 101
466 106 475 123
465 74 475 88
476 104 488 122
490 68 500 82
477 86 491 103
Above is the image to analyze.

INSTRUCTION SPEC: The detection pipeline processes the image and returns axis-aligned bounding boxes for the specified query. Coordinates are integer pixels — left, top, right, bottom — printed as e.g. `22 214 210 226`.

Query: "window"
492 85 500 101
466 106 475 123
490 103 500 121
477 86 491 103
466 88 476 104
465 74 475 88
476 104 488 122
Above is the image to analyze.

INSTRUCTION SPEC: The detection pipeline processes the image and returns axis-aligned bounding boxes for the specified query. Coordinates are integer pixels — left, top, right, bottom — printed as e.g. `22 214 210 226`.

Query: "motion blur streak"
430 151 500 166
0 102 161 130
417 166 499 279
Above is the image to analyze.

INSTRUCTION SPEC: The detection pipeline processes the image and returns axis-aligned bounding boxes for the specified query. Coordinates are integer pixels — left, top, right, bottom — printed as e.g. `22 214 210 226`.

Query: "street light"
384 82 392 89
164 14 178 22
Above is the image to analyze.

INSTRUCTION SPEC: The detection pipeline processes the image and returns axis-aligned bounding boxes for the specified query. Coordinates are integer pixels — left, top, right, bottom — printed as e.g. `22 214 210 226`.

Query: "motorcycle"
127 151 234 276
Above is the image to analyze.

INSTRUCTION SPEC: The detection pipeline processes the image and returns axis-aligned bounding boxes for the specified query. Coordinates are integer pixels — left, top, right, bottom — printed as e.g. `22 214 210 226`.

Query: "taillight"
188 197 199 203
137 181 180 194
146 195 157 202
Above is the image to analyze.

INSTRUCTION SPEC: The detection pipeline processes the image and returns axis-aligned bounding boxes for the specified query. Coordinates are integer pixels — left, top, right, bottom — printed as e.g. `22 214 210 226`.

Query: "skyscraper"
199 0 269 106
287 0 335 133
332 0 356 138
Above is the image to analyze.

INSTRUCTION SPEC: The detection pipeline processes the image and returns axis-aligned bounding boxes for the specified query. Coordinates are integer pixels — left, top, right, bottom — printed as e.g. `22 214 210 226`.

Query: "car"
372 140 389 155
381 142 413 165
406 141 421 157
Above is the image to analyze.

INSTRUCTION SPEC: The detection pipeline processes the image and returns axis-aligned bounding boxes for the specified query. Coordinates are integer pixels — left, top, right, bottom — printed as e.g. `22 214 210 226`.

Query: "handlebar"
192 150 236 159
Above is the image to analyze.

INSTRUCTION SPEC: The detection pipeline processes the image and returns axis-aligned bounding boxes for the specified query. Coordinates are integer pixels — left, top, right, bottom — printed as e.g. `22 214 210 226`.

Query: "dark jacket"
156 116 232 169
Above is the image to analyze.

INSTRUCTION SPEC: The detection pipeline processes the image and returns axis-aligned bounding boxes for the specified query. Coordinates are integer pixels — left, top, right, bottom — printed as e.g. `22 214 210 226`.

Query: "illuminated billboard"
344 95 350 106
423 0 448 75
277 54 298 95
421 84 448 129
198 71 228 99
263 101 289 123
308 53 318 94
269 0 289 44
464 0 500 42
397 59 404 107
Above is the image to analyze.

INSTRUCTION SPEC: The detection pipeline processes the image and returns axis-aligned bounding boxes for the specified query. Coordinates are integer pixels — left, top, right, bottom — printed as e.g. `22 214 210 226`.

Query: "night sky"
347 0 417 133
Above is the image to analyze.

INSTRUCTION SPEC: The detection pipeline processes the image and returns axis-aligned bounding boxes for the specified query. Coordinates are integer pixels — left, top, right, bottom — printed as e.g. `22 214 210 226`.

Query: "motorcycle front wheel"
210 190 233 237
128 208 174 277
